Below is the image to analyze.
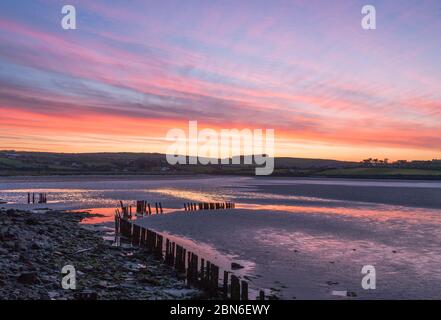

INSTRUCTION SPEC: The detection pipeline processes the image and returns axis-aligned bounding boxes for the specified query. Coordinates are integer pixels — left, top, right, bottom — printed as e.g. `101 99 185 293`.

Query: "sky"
0 0 440 161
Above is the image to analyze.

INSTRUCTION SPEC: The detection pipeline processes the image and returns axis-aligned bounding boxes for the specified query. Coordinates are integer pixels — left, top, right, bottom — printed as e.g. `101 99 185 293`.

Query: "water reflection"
237 203 441 223
149 188 226 203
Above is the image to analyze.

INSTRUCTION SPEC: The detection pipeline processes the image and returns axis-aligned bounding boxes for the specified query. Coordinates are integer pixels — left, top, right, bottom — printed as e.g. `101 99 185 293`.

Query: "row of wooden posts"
27 192 47 204
184 202 236 211
115 214 263 300
116 201 163 220
135 200 163 216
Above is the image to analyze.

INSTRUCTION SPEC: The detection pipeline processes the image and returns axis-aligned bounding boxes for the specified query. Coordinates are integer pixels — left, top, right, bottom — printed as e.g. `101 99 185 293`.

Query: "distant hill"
1 151 440 179
0 151 355 176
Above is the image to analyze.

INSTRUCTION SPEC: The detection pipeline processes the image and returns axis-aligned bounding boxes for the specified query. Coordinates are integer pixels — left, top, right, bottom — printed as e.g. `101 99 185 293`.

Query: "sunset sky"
0 0 440 160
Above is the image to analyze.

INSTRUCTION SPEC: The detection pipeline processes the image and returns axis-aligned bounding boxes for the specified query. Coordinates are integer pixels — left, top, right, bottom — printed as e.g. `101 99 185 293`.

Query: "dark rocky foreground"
0 209 202 300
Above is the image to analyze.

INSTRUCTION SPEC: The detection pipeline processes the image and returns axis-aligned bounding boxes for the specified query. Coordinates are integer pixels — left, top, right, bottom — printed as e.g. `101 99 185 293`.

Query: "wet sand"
254 182 441 209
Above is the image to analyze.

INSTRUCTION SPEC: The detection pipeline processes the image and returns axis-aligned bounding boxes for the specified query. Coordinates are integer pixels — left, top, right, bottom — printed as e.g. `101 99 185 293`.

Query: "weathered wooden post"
181 248 187 273
241 281 248 300
186 252 192 284
206 261 211 289
230 275 240 300
223 271 229 298
212 265 219 293
192 253 199 286
200 259 205 286
165 239 170 264
155 234 163 260
175 245 180 270
140 227 146 246
132 224 141 245
170 242 176 266
259 290 265 300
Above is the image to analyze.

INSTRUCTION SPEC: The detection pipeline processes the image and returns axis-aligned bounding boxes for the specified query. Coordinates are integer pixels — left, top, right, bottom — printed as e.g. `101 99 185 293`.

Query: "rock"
347 291 357 297
231 262 244 270
139 277 161 286
3 241 16 249
15 241 27 251
25 217 40 225
31 243 42 250
74 291 98 300
17 272 39 285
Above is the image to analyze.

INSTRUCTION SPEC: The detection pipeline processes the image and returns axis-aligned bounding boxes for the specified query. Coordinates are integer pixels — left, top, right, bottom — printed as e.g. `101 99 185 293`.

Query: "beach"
1 175 440 299
0 208 201 300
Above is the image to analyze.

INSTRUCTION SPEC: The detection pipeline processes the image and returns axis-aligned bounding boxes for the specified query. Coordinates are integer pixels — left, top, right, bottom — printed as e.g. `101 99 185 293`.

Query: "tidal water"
1 175 440 299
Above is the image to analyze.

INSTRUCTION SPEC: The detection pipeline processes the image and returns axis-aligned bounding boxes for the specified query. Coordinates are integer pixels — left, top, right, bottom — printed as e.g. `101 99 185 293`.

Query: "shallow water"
1 175 440 299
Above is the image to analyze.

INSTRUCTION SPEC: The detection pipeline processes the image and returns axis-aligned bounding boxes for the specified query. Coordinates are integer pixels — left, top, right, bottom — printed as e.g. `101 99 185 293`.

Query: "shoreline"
1 173 441 183
0 209 203 300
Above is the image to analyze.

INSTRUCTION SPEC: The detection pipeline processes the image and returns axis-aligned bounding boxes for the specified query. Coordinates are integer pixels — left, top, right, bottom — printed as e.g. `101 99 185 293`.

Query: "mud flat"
0 209 202 300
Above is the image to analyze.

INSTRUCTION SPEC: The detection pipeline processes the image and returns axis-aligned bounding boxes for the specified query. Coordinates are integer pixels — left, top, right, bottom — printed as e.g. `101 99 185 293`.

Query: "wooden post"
241 281 248 300
182 248 187 273
175 245 180 270
186 252 192 284
155 202 158 214
171 242 175 266
155 234 163 260
259 290 265 300
159 202 163 214
192 253 199 286
140 227 146 246
206 261 211 289
200 259 205 286
165 239 170 264
207 264 219 295
132 224 141 245
223 271 229 298
230 275 240 300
